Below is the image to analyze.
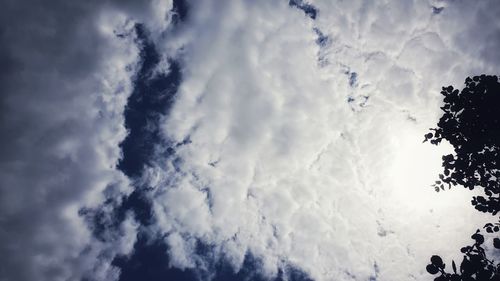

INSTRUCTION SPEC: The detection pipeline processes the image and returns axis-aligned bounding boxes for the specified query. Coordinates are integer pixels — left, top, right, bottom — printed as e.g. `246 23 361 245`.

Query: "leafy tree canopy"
426 230 500 281
424 74 500 215
425 75 500 281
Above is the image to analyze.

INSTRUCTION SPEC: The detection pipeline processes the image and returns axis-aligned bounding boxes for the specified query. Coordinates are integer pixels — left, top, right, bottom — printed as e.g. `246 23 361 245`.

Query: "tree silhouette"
424 74 500 215
424 75 500 281
426 230 500 281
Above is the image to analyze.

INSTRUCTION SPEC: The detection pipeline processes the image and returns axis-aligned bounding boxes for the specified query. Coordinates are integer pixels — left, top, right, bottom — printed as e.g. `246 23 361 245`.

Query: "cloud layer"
0 1 168 280
2 1 500 281
145 0 500 280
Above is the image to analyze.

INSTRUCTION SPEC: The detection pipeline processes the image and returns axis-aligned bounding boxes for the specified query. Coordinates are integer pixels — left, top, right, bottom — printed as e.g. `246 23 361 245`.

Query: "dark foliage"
426 230 500 281
424 74 500 215
424 75 500 280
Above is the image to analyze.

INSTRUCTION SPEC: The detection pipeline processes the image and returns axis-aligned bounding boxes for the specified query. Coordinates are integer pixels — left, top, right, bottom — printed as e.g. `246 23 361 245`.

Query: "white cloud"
146 0 500 280
2 0 499 280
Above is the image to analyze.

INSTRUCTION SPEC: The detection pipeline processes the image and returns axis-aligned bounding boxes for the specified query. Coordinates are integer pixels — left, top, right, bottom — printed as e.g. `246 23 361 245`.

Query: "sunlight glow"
388 124 457 211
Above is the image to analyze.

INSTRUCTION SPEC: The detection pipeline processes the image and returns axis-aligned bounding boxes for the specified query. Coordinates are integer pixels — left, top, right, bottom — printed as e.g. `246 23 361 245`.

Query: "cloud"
141 0 500 280
2 0 500 281
0 1 171 280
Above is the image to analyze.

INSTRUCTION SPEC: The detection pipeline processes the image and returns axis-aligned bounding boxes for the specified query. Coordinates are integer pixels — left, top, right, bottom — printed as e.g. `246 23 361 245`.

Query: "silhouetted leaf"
494 238 500 249
471 233 484 244
431 255 445 268
427 264 439 275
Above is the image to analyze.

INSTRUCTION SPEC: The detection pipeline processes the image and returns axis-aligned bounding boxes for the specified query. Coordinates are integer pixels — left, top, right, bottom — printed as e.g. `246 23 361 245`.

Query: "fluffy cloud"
144 0 500 280
3 1 500 281
0 1 172 280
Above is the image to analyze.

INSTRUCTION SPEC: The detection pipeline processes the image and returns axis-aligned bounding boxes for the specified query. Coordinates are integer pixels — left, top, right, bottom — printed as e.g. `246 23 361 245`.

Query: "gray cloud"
0 0 169 280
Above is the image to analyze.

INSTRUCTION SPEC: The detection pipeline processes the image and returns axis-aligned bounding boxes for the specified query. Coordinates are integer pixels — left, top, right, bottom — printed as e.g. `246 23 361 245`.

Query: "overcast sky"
1 1 500 281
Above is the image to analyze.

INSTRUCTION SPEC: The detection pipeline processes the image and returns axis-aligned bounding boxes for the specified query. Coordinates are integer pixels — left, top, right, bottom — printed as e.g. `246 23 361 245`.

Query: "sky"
1 0 500 281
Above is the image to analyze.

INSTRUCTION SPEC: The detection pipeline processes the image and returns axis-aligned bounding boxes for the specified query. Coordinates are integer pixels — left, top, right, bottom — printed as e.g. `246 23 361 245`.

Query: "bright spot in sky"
389 125 454 211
